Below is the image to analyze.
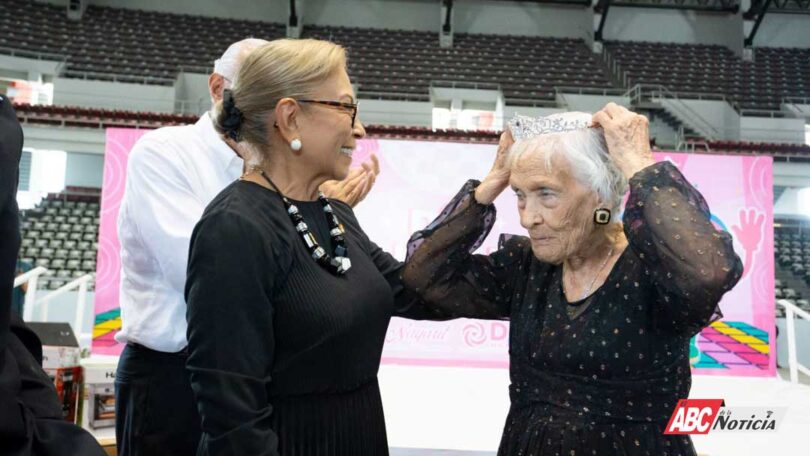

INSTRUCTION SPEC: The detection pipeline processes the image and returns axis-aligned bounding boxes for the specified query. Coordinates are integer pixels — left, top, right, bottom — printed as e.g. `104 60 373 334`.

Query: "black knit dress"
185 179 441 456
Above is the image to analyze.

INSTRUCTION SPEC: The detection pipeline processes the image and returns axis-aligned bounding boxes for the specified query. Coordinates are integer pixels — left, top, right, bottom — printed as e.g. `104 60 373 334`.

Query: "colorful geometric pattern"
92 308 122 349
691 321 770 370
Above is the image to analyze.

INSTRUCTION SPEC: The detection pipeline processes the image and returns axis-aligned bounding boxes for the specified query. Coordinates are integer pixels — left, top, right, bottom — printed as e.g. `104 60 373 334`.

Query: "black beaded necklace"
257 169 351 275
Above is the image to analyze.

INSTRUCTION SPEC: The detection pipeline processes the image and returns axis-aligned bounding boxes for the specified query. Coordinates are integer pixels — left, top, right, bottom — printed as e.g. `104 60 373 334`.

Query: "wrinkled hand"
591 103 656 179
320 154 380 208
475 130 514 205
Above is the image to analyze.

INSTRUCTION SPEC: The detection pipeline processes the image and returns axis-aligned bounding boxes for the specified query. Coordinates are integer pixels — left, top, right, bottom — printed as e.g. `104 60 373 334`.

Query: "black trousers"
115 343 201 456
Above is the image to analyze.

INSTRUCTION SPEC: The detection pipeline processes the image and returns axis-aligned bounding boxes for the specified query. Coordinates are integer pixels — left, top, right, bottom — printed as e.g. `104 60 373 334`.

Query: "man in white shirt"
114 38 379 456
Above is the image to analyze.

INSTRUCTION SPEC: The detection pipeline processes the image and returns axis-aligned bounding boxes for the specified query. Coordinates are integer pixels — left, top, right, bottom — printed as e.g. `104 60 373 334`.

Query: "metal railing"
782 97 810 118
0 46 67 64
554 86 628 97
625 83 722 140
14 266 49 322
430 80 502 91
784 96 810 105
777 299 810 384
61 69 175 86
14 267 94 346
739 109 789 119
35 274 94 342
601 48 628 89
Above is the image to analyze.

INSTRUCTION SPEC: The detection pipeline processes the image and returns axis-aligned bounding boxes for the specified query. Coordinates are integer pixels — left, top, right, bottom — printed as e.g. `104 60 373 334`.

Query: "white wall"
0 54 64 79
23 290 96 350
41 0 591 37
604 7 743 54
555 93 630 113
662 98 740 140
453 1 591 39
66 152 104 187
52 76 176 112
35 0 810 50
21 124 106 154
175 73 213 115
774 163 810 189
648 116 680 148
502 105 563 119
754 13 810 49
39 0 288 22
784 103 810 119
741 116 807 144
359 99 434 127
773 185 810 217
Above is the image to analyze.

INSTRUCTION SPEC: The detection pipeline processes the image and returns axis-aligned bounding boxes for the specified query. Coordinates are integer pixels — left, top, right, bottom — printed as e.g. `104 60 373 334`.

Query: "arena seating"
774 224 810 318
4 0 808 111
605 41 810 112
304 26 613 104
18 188 101 290
0 0 610 105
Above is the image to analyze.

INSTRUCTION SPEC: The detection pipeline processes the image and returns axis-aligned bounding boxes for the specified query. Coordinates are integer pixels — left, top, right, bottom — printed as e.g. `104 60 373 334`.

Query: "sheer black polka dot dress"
402 161 743 456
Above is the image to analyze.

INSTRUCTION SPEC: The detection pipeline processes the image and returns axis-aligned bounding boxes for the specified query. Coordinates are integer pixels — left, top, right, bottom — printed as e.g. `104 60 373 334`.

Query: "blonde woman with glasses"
184 38 444 455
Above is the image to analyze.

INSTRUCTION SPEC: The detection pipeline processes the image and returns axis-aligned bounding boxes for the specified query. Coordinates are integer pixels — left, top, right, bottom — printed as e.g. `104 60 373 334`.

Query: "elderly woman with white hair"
401 103 743 455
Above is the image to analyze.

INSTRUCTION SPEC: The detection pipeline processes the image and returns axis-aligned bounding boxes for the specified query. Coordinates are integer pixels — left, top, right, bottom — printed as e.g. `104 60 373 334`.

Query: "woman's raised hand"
592 103 656 179
475 130 514 205
320 154 380 207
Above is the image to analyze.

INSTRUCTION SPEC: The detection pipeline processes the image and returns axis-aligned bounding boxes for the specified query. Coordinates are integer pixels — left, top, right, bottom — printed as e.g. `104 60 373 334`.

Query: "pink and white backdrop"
93 129 775 377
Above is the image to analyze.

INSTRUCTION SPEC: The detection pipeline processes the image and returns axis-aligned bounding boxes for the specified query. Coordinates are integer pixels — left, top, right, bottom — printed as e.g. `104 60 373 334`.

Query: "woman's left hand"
592 103 656 179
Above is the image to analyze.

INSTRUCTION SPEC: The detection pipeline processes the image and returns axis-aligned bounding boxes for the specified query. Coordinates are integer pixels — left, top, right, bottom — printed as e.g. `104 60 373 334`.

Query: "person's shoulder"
200 180 249 217
195 183 262 237
193 182 288 255
128 122 201 164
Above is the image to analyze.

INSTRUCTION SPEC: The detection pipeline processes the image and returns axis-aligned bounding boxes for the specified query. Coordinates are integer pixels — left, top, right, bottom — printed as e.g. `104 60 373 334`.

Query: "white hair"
508 112 628 219
213 38 270 81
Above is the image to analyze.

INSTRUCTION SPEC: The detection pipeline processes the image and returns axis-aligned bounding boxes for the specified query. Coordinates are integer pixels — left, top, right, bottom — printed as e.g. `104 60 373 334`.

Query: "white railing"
35 274 94 341
14 268 94 346
14 266 49 322
624 83 722 140
554 86 628 98
777 299 810 384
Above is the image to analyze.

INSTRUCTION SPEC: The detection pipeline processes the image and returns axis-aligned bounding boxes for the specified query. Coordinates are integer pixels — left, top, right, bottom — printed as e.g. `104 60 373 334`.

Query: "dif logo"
462 322 508 347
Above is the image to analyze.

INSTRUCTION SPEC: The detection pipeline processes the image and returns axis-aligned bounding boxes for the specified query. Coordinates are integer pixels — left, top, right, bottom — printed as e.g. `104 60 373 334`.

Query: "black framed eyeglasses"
298 99 358 128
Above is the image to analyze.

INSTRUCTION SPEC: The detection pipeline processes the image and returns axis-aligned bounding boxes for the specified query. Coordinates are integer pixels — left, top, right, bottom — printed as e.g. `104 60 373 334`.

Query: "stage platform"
380 365 810 456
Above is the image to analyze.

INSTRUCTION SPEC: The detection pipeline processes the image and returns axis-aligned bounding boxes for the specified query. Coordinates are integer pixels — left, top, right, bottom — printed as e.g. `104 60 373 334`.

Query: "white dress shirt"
115 114 243 352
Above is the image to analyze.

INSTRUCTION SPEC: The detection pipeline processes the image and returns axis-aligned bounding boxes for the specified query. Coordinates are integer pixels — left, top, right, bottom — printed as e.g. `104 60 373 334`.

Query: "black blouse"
185 180 442 456
401 161 743 456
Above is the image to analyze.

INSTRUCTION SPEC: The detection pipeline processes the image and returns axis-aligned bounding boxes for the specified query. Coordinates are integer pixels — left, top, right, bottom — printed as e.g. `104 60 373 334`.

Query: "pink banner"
93 131 775 377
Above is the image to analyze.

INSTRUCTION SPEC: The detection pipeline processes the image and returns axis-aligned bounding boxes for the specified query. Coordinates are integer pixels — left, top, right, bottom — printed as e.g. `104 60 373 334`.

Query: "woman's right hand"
475 130 514 205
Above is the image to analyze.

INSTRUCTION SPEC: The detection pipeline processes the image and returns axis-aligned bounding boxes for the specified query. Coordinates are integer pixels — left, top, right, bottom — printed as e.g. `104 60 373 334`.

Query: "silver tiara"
507 113 591 141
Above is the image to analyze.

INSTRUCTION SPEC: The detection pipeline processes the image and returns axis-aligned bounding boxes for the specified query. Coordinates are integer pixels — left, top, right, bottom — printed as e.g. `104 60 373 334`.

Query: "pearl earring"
290 139 302 151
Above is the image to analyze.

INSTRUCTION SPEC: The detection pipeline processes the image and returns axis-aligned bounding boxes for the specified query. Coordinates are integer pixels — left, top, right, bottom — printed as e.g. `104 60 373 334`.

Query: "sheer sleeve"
623 161 743 336
400 180 528 320
330 201 449 321
185 209 281 456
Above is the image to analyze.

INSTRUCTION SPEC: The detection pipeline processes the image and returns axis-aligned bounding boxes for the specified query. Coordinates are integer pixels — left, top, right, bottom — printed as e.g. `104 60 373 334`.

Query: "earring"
290 139 302 151
593 208 611 225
